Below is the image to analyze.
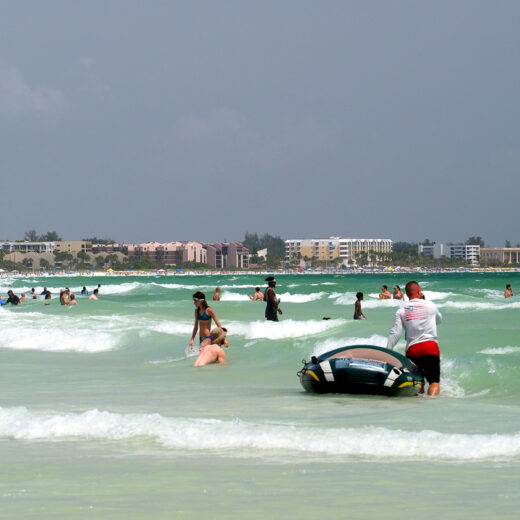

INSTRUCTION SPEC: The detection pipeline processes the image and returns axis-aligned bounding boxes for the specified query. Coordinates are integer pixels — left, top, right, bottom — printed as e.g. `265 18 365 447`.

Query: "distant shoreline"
1 267 519 278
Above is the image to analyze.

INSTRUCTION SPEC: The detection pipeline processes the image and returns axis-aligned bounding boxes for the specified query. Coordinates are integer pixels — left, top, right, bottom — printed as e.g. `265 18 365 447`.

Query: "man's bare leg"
428 383 440 396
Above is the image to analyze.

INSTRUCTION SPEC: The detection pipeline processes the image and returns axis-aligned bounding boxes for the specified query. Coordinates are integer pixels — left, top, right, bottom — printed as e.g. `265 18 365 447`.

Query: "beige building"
55 241 92 254
285 239 341 262
3 251 55 270
480 247 520 265
285 237 393 264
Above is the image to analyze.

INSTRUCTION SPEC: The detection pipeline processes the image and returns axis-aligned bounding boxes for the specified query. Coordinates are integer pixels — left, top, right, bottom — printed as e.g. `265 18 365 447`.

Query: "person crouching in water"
189 291 224 349
386 281 442 396
194 327 228 366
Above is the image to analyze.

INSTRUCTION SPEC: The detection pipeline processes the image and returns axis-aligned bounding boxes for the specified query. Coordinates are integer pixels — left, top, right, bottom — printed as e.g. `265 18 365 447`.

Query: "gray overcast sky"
1 1 518 246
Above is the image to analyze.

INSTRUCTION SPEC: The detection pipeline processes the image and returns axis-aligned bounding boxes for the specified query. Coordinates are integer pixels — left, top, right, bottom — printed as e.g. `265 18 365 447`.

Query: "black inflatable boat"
298 344 424 396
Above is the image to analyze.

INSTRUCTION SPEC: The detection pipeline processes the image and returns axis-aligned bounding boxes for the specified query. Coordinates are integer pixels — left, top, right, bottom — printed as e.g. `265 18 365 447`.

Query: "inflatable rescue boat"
298 344 423 396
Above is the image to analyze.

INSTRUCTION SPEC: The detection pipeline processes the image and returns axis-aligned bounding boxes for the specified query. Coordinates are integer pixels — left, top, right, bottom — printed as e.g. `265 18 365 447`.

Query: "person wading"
386 281 442 396
264 276 282 321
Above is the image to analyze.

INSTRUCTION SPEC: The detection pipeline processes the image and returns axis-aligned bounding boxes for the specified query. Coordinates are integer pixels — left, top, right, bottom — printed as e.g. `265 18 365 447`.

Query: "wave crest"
1 406 519 461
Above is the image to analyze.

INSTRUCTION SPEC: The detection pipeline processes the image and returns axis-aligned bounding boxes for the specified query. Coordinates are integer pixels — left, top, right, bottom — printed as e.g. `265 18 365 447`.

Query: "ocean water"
1 272 519 519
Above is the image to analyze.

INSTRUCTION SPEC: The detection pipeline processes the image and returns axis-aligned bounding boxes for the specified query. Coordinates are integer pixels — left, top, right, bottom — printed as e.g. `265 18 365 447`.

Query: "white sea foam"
278 292 326 303
1 406 519 461
0 311 140 353
362 297 403 309
0 282 142 296
439 358 466 398
329 292 358 305
217 291 326 303
153 283 258 291
437 301 520 311
226 319 345 340
219 292 251 302
327 290 455 309
422 290 455 300
145 321 194 336
151 283 202 291
477 288 504 300
478 346 520 355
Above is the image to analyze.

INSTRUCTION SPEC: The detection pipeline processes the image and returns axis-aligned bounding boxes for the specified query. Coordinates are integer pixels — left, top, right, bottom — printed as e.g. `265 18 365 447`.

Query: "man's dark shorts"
406 340 440 384
407 354 440 384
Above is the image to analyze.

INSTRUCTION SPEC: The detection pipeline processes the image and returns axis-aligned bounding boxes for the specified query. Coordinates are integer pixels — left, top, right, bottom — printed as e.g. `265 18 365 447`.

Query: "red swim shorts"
406 340 440 358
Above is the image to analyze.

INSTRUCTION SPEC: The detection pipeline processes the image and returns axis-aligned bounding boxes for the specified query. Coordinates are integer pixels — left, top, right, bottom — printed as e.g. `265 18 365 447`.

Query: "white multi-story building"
418 243 480 265
0 241 55 253
285 237 392 265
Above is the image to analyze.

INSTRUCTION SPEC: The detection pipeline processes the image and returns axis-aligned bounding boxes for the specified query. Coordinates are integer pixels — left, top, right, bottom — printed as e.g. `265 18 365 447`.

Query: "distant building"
184 242 207 264
205 242 250 268
127 241 208 266
127 241 163 262
91 243 123 254
256 248 268 260
418 243 480 265
480 247 520 265
3 251 55 269
55 241 92 254
0 241 55 253
285 237 392 265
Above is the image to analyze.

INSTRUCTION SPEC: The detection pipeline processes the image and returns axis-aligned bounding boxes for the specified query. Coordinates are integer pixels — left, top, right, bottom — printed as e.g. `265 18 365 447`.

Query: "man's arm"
268 288 277 308
386 311 403 350
431 302 442 324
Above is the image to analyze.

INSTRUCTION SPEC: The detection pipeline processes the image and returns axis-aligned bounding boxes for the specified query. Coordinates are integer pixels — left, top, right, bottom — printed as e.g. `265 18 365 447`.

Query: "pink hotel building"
126 241 249 268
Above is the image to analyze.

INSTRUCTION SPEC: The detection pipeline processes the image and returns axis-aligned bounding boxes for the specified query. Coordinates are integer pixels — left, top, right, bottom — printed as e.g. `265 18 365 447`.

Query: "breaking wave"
1 406 519 461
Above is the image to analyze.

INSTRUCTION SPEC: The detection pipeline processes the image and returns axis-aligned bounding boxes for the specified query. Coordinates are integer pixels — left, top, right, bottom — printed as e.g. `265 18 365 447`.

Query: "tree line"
23 230 62 242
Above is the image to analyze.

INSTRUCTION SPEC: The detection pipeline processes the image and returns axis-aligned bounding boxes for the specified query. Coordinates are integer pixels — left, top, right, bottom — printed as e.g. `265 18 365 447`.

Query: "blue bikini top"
197 309 211 321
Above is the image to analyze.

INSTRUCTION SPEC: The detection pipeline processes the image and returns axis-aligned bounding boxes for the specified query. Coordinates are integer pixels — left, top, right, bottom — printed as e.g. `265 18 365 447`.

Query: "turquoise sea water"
1 272 520 519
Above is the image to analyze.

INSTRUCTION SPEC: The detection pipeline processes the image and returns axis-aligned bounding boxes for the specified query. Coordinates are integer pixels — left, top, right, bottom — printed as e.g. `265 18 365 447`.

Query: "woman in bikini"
393 285 405 300
189 291 223 350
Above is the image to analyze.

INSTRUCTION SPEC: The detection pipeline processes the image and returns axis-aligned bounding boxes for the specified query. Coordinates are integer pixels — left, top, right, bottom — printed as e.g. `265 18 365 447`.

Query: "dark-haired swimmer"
189 291 223 349
393 285 405 300
505 284 513 298
5 291 20 306
379 285 392 299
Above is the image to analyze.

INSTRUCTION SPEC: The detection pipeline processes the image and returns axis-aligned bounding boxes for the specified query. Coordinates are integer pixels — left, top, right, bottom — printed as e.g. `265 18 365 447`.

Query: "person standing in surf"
353 292 366 320
386 281 442 396
189 291 224 349
264 276 282 321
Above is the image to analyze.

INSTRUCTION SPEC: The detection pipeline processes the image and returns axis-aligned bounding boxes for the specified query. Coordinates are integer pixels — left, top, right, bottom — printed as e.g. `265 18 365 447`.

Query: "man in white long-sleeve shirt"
386 281 442 396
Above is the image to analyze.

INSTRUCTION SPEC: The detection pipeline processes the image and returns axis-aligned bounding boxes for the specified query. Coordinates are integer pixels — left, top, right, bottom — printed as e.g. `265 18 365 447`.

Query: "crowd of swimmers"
1 277 517 394
0 284 102 306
